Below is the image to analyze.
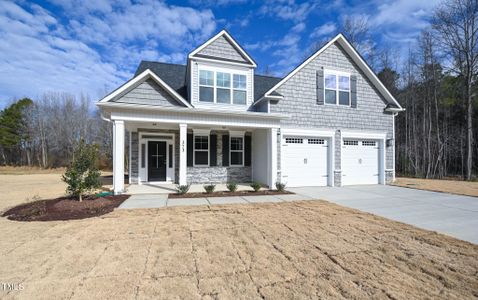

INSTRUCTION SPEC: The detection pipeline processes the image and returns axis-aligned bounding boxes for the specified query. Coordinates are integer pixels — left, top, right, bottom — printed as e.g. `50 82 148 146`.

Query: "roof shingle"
135 61 281 101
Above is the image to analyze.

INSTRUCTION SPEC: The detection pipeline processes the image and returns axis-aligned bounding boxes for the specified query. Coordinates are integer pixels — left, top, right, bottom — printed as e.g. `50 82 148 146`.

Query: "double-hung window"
199 70 214 102
216 72 231 103
230 136 244 166
194 135 209 166
324 71 350 106
199 69 247 105
233 74 246 104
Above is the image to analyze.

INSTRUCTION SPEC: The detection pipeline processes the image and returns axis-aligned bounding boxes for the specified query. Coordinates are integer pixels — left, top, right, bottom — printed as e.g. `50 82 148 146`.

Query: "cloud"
0 1 217 102
189 0 247 6
259 0 318 23
310 22 337 39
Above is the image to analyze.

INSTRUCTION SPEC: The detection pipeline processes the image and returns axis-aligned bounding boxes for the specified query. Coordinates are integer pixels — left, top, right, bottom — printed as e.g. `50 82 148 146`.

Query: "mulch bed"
2 194 130 222
169 190 293 199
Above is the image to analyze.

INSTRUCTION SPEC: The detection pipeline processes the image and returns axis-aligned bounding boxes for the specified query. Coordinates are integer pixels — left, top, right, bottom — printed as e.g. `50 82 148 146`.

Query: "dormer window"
216 72 231 103
233 74 246 104
199 68 247 105
199 70 214 102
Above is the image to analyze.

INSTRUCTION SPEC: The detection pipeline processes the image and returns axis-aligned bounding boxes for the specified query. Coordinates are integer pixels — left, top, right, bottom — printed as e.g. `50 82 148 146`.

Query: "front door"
148 141 167 182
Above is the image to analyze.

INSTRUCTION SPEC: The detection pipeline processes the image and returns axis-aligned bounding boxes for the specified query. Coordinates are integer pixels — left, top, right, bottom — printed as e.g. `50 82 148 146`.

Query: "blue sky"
0 0 440 107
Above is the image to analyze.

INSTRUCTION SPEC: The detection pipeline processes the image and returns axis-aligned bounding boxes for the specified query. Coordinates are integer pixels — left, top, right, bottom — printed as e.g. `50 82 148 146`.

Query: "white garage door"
342 140 380 185
282 136 328 187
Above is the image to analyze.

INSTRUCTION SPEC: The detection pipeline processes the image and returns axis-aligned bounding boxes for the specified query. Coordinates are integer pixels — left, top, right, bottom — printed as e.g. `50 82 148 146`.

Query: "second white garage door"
342 139 380 185
282 136 328 187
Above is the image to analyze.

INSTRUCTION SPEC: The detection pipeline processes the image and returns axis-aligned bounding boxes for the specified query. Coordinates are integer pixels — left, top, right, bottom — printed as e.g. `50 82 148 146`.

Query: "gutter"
384 107 405 113
253 94 284 106
97 102 287 119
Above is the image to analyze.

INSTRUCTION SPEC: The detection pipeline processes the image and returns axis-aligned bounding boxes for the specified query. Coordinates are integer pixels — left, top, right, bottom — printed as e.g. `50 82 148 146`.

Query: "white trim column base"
179 123 187 185
113 120 125 194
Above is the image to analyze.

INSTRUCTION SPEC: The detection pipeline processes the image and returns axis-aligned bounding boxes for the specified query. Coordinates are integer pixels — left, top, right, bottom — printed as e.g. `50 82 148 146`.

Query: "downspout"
392 112 397 182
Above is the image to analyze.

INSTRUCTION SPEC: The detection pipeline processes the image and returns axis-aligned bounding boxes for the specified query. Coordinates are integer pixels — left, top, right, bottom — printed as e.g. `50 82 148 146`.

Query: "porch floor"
126 183 262 195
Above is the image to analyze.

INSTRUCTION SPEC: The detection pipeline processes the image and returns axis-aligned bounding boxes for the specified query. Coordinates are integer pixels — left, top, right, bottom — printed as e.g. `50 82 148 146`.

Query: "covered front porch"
107 105 283 194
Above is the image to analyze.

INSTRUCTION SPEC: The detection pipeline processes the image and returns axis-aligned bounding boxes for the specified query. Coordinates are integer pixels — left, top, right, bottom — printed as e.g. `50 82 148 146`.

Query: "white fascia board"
341 130 387 140
281 128 335 137
97 69 193 108
253 95 284 106
263 33 403 110
188 30 257 67
192 56 254 68
97 102 286 120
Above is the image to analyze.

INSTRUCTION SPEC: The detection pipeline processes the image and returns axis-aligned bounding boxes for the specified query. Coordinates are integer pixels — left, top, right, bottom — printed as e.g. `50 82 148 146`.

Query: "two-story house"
97 30 403 194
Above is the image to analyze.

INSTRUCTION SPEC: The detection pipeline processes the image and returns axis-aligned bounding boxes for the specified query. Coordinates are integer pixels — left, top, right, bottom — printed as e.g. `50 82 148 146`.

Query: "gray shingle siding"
270 42 394 185
196 35 248 63
113 78 184 107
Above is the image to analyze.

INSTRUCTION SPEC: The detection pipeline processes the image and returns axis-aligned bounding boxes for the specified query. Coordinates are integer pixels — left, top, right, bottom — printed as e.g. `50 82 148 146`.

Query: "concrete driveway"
290 185 478 244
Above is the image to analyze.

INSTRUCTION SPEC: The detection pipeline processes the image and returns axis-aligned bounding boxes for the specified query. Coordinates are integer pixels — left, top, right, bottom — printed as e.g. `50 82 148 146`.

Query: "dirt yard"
0 200 476 299
1 173 477 299
0 168 113 212
394 177 478 197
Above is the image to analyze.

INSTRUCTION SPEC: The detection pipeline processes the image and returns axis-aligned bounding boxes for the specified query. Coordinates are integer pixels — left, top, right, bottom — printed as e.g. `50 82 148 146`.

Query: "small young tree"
62 140 101 201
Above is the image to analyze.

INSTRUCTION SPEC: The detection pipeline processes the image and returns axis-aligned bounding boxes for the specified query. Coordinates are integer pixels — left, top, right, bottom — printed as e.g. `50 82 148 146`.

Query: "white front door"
342 139 380 185
281 136 329 187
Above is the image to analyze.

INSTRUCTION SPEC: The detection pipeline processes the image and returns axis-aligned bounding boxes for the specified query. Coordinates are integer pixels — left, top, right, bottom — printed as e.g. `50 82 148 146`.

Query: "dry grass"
1 174 477 299
0 166 66 175
0 200 477 299
0 171 113 212
393 177 478 197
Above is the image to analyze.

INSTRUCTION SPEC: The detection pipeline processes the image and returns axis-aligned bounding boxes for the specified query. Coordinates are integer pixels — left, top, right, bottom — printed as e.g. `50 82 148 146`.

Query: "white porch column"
268 128 278 188
113 120 125 194
179 123 187 185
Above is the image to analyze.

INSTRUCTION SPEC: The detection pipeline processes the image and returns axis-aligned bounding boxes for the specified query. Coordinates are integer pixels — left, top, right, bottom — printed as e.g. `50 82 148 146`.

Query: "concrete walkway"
290 185 478 244
119 193 309 209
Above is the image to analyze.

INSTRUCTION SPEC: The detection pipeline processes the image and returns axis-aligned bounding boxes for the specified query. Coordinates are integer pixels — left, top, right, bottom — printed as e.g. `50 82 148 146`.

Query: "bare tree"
340 15 377 69
432 0 478 180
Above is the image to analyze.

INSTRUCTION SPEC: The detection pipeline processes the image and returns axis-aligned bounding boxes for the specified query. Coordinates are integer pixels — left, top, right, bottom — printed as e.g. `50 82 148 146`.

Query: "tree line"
0 0 476 179
0 93 112 169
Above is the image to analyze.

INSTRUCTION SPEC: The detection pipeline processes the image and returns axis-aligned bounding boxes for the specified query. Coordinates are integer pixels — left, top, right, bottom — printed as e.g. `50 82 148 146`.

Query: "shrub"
250 182 262 192
176 184 191 195
203 184 216 193
62 140 101 202
226 182 238 192
275 181 286 192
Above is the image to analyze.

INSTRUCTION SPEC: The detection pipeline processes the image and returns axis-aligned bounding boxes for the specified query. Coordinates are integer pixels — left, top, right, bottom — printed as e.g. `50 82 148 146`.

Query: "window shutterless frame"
229 136 244 167
193 134 209 167
198 67 247 105
324 69 351 106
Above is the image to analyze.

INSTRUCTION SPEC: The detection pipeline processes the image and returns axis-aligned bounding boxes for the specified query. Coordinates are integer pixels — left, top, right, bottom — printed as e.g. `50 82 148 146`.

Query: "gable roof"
135 61 188 99
135 61 280 102
98 68 192 107
263 33 403 110
189 30 257 67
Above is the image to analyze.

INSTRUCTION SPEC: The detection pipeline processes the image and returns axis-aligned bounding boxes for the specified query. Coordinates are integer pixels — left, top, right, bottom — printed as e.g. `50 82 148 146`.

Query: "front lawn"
393 177 478 197
1 200 477 299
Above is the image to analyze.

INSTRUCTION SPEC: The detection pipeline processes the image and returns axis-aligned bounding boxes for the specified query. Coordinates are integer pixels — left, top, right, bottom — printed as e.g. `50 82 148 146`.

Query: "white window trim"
324 69 351 106
193 134 209 167
198 66 248 105
229 131 245 167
